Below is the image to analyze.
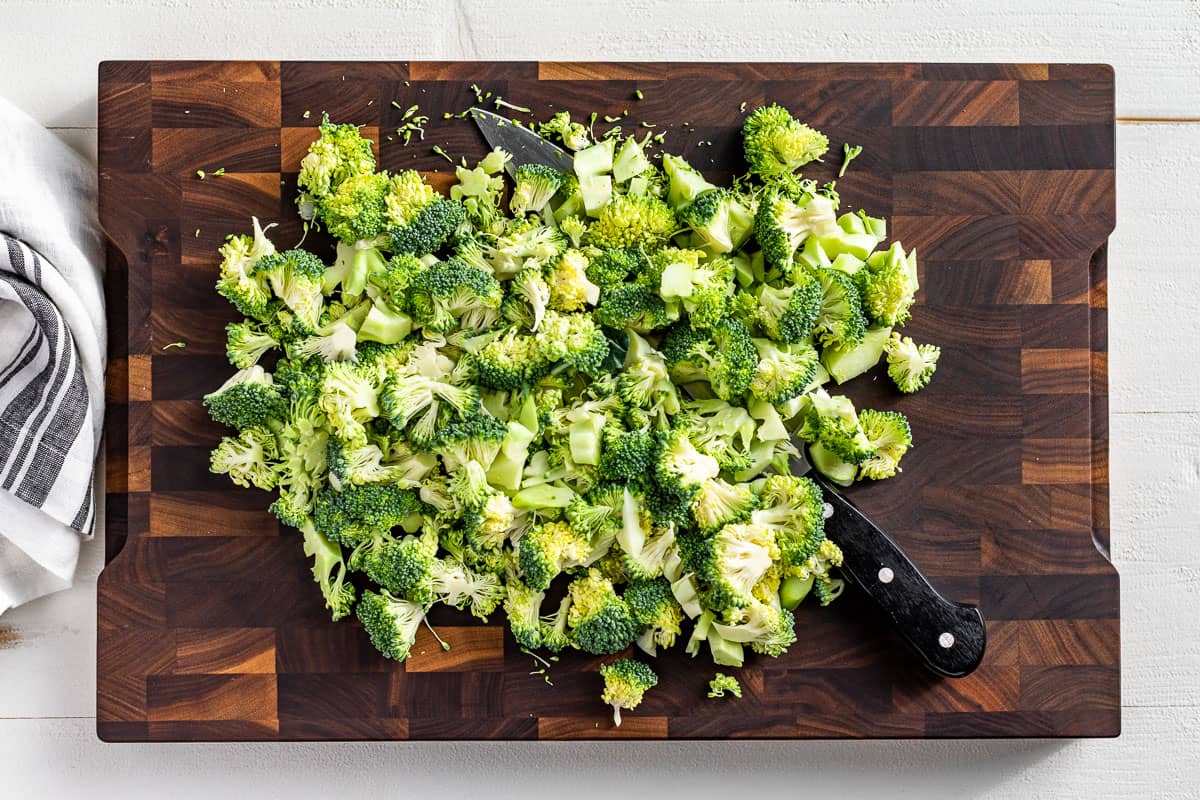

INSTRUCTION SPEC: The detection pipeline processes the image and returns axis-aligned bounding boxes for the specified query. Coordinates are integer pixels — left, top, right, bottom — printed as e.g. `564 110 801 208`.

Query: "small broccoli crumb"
839 143 863 177
707 673 742 698
161 341 187 351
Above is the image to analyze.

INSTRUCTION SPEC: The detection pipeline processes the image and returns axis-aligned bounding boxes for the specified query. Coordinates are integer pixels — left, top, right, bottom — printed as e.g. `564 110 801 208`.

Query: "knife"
469 108 987 678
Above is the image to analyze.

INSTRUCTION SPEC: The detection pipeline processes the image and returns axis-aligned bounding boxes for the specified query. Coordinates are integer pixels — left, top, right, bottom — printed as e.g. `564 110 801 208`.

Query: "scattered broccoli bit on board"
204 101 937 719
600 658 659 726
707 672 742 698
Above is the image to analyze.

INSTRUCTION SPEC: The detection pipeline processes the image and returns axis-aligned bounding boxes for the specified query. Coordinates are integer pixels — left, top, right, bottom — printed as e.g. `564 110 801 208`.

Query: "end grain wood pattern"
97 61 1118 741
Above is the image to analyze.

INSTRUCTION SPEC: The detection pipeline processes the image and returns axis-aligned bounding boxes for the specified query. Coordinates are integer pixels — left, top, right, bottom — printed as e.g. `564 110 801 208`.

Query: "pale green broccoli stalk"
742 104 829 177
626 577 685 656
430 557 505 620
511 163 565 216
567 568 640 655
857 408 913 480
210 425 279 490
203 365 285 430
707 673 742 698
225 319 280 369
215 216 277 320
884 332 940 393
356 588 428 661
586 193 677 251
451 158 507 232
600 658 658 726
661 154 717 210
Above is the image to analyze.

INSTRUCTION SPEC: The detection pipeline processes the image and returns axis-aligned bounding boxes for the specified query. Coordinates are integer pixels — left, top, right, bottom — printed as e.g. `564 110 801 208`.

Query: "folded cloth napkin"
0 96 105 614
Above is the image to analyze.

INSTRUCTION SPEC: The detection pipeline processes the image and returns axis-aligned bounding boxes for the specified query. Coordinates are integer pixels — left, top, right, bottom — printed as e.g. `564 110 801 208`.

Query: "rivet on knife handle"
817 479 987 678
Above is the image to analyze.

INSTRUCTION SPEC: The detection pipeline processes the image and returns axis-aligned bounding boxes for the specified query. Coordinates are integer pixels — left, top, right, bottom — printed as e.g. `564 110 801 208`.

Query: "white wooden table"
2 2 1197 796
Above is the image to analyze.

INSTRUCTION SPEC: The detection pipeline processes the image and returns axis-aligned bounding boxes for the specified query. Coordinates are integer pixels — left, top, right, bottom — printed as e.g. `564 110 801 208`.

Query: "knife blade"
468 110 986 678
469 107 575 179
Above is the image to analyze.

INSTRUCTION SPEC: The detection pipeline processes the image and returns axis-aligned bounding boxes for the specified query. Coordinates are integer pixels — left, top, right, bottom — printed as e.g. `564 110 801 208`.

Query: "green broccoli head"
432 412 509 473
297 115 377 204
539 594 575 654
586 248 641 289
812 267 867 349
317 171 390 244
662 317 758 402
504 580 546 650
754 271 822 343
312 481 423 546
652 424 719 517
797 389 876 466
547 249 601 312
203 365 286 430
251 248 327 330
742 104 829 177
754 191 839 274
469 328 548 391
356 588 426 661
536 310 609 376
682 521 778 612
511 163 565 216
597 427 655 483
215 217 277 320
749 338 819 405
884 332 940 393
679 189 755 254
351 529 438 604
751 474 826 568
518 520 590 591
318 361 381 444
690 477 759 532
856 243 916 326
625 577 684 655
210 425 279 490
567 569 641 655
596 283 675 333
857 408 913 480
587 193 677 251
599 658 658 726
225 319 280 369
486 218 568 277
408 258 502 333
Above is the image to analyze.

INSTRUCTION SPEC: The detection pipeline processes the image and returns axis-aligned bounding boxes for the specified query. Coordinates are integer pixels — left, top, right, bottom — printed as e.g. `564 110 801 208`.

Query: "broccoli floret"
857 408 913 480
586 193 677 251
749 338 819 404
559 215 588 248
318 361 380 444
215 217 277 320
586 248 640 288
707 673 742 698
812 267 867 349
432 412 509 472
509 265 551 331
652 424 719 517
313 481 423 546
350 529 438 603
518 520 591 591
430 557 505 620
856 243 916 326
297 519 356 621
356 588 427 661
690 478 759 532
754 272 822 343
317 171 389 244
288 319 359 363
884 332 940 393
625 577 684 656
535 310 610 375
366 251 424 312
539 594 574 653
662 317 757 402
203 365 285 430
595 283 675 333
679 189 755 254
617 331 680 417
655 249 734 330
539 110 591 151
684 398 757 472
504 580 546 650
470 328 547 391
381 369 479 446
381 170 465 256
599 658 658 726
683 521 778 612
210 425 279 490
487 219 568 277
407 258 502 333
751 474 825 568
597 427 655 483
754 191 839 274
712 598 797 657
547 249 601 312
790 538 845 605
742 104 829 177
798 388 875 467
297 116 376 206
567 569 640 655
324 437 410 488
225 319 280 369
511 163 565 216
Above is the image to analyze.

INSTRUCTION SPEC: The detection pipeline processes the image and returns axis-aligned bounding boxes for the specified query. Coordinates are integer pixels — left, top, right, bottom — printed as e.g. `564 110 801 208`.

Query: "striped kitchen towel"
0 95 105 614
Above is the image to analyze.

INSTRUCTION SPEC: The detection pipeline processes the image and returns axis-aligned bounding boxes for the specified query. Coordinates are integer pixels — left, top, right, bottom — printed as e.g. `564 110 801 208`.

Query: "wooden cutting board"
97 61 1118 741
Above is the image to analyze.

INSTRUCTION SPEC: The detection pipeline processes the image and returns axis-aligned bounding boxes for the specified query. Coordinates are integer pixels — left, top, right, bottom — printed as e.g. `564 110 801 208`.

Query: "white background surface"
2 1 1199 797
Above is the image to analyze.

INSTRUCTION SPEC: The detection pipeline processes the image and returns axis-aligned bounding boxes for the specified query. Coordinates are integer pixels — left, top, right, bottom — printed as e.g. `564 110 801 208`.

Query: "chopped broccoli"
510 163 565 216
356 588 427 661
518 520 590 591
754 191 839 274
567 568 640 655
742 104 829 177
662 317 757 402
707 673 742 698
884 332 940 393
203 365 285 430
857 408 913 480
587 193 677 251
599 658 658 726
210 425 279 490
626 577 684 656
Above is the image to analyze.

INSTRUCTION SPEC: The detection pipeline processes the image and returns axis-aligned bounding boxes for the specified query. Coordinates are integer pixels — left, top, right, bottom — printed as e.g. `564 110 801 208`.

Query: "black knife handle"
816 478 987 678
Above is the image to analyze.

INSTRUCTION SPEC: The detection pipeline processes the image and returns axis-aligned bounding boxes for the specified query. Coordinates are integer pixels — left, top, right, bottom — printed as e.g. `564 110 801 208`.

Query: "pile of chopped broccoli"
205 101 938 719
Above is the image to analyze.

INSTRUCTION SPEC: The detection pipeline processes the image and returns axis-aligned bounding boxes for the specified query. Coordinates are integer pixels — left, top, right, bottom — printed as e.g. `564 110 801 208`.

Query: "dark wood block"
99 61 1117 741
